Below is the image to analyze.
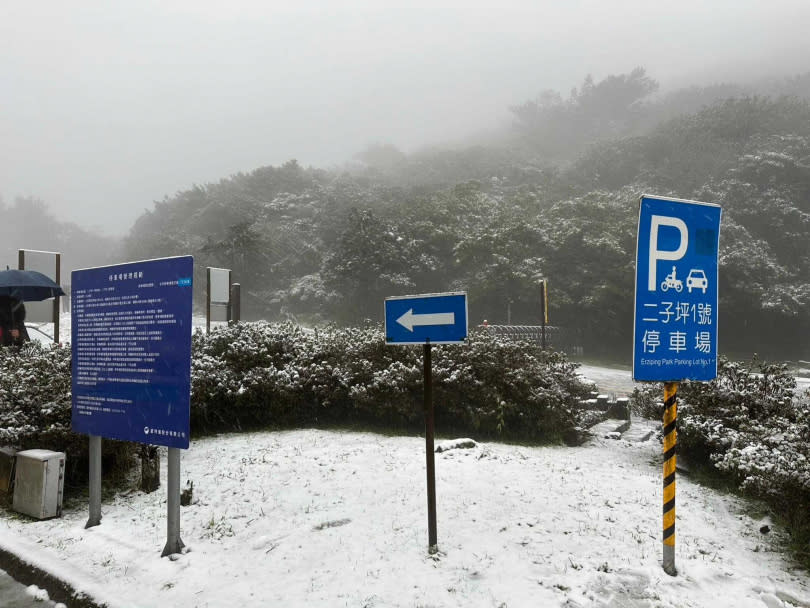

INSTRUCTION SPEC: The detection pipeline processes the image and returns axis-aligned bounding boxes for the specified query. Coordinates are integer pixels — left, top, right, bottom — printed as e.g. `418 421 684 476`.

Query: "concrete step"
620 417 658 443
586 416 658 442
587 418 631 439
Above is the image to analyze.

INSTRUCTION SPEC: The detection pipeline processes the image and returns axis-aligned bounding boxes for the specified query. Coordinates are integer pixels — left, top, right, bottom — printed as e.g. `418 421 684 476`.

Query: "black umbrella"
0 269 66 301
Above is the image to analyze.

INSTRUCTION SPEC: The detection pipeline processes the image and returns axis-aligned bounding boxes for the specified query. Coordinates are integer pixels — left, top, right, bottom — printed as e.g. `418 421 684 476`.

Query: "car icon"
686 269 708 293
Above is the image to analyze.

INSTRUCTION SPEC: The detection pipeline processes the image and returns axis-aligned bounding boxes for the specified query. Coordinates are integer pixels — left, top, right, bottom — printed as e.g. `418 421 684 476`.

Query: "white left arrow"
396 309 455 332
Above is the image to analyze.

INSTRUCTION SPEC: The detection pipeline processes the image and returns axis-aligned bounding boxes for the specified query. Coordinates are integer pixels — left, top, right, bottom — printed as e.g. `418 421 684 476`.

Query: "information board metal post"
230 283 241 323
86 435 102 528
662 382 678 576
423 341 438 553
162 447 185 557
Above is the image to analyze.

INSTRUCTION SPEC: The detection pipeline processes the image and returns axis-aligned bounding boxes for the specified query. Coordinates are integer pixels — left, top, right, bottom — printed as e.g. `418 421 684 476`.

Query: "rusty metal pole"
424 341 438 553
540 279 547 350
663 381 678 576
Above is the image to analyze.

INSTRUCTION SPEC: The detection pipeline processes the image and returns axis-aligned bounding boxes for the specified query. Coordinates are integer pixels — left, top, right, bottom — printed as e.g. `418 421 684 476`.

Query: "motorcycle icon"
660 266 683 292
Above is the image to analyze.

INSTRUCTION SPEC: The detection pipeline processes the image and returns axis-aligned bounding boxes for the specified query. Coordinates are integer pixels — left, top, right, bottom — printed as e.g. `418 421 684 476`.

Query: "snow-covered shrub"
629 383 663 419
431 330 589 440
0 342 135 486
190 322 593 441
0 323 593 489
663 357 810 562
677 357 807 477
630 357 810 562
0 342 71 445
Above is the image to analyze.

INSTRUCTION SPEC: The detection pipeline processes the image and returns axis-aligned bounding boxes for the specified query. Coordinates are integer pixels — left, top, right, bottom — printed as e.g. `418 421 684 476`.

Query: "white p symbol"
649 215 688 291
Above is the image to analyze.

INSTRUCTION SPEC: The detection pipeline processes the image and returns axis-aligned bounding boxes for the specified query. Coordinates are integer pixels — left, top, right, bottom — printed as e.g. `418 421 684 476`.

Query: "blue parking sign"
633 195 722 382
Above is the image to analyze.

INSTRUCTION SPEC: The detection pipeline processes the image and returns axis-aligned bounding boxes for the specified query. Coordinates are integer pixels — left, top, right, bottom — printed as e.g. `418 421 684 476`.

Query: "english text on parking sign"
385 292 467 345
633 195 721 382
71 256 194 448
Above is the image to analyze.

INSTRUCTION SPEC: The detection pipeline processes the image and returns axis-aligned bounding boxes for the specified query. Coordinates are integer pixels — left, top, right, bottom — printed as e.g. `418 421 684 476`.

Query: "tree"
510 68 659 159
321 209 415 322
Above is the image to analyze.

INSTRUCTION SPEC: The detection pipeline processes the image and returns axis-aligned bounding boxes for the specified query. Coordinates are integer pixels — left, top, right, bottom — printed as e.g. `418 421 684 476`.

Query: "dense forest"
6 68 810 361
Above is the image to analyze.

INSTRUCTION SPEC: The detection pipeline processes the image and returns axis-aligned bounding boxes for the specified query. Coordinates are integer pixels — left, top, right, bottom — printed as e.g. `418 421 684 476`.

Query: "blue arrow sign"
633 195 722 382
385 292 468 345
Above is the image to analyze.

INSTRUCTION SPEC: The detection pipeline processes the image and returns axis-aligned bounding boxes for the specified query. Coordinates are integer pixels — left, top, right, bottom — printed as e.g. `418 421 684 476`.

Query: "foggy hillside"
0 197 119 277
114 69 810 361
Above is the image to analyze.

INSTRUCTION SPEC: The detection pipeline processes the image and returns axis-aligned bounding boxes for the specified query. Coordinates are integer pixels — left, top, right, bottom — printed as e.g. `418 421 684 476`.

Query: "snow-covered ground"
10 316 808 606
1 429 808 608
578 364 636 396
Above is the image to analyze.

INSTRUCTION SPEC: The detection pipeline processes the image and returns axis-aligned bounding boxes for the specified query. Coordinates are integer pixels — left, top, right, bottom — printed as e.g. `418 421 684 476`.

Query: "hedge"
0 323 595 489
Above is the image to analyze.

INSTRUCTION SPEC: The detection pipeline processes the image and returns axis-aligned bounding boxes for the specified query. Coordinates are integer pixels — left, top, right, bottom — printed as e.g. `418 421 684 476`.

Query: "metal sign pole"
423 341 438 553
53 253 61 344
85 435 102 528
384 292 468 555
663 382 678 576
162 447 185 557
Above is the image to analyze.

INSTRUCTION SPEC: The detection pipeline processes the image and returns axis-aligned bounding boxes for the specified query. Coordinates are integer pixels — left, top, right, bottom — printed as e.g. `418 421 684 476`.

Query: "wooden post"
206 267 211 334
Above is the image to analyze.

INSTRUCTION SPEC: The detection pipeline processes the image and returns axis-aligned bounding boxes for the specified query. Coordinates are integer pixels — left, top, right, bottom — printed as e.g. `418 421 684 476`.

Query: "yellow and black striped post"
662 381 678 576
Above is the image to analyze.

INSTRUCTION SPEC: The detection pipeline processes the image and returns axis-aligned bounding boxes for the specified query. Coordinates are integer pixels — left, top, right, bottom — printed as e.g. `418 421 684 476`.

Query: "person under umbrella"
0 295 30 346
0 268 63 346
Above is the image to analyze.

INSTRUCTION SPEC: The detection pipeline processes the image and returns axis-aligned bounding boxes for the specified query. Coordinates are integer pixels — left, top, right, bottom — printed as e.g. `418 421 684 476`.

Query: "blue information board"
385 292 467 345
633 195 722 382
71 256 194 448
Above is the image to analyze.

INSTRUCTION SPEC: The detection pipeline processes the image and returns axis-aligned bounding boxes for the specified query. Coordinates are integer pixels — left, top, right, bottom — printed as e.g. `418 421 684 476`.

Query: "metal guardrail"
478 324 583 356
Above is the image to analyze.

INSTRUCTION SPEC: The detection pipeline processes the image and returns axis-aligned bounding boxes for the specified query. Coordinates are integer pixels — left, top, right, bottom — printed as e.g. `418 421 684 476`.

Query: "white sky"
2 0 810 234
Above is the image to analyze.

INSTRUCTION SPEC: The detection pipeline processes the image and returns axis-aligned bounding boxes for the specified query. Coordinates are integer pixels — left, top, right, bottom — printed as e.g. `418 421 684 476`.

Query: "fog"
2 0 810 235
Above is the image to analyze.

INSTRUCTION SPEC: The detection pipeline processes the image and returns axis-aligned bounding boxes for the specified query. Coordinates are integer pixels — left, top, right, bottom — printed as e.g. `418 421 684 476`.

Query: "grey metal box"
12 450 65 519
